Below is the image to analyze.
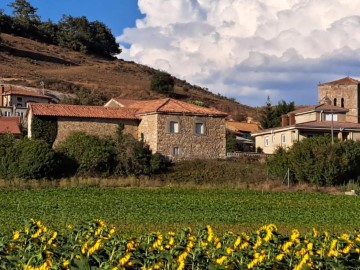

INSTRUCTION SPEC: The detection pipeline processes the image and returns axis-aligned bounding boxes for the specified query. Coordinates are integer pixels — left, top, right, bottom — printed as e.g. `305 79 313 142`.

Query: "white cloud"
118 0 360 106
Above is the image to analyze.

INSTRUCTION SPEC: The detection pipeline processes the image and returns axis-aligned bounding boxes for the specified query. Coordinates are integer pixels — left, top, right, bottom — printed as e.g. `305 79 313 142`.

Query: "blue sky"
2 0 143 37
3 0 360 106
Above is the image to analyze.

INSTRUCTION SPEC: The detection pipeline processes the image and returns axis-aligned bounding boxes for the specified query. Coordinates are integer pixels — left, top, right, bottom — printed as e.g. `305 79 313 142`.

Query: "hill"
0 33 259 120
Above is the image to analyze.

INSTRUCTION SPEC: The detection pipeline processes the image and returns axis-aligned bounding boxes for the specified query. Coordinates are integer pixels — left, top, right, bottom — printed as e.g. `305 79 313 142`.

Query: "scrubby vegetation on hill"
0 0 120 58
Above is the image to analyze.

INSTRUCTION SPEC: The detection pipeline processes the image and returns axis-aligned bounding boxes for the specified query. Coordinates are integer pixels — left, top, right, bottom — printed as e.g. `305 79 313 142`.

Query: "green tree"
150 71 175 95
259 96 275 129
273 100 295 127
8 0 40 27
260 97 295 129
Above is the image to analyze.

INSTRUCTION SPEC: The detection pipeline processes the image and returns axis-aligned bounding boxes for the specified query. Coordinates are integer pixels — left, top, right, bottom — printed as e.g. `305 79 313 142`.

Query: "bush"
58 132 116 177
4 138 57 180
266 136 360 185
150 71 174 95
31 116 57 146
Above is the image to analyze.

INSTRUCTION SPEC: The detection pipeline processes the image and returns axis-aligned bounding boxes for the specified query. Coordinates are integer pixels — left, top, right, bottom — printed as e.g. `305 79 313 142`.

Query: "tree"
260 96 275 129
89 21 121 57
260 97 295 129
273 100 295 127
8 0 40 27
150 71 175 95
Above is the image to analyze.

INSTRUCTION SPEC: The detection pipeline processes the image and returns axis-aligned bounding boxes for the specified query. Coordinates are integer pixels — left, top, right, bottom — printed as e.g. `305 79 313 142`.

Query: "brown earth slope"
0 34 259 120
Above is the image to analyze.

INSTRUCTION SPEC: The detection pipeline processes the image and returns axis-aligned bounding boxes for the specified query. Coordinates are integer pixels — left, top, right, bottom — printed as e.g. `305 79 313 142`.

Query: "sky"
3 0 360 107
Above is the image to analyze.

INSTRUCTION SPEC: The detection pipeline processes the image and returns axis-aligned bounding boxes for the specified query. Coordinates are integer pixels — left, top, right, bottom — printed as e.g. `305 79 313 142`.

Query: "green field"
1 187 359 235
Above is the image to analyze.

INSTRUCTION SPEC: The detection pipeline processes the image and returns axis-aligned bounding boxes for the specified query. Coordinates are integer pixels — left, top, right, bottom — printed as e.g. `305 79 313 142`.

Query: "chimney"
289 113 296 125
281 114 289 127
0 83 4 107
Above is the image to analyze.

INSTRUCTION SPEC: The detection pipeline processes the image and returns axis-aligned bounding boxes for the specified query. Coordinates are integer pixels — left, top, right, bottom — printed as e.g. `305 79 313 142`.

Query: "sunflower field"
2 219 360 269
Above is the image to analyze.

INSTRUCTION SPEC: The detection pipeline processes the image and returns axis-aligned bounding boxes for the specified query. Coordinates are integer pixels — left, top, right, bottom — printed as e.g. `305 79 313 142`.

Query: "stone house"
28 98 227 160
252 77 360 154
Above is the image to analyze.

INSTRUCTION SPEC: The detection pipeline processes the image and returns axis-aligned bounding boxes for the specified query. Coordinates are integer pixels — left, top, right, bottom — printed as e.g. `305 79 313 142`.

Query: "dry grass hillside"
0 33 259 120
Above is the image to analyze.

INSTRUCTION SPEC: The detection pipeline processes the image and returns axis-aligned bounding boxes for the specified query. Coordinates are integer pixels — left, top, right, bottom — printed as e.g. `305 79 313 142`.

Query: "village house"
0 83 55 118
252 77 360 154
225 119 260 152
27 98 227 160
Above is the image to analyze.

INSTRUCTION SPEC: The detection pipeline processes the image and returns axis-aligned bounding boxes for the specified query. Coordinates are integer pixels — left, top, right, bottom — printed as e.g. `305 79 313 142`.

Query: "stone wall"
318 84 360 123
54 117 138 147
138 114 158 152
146 113 226 160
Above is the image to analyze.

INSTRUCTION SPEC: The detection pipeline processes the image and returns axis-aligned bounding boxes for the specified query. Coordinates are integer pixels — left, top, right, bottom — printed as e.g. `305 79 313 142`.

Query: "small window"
333 98 337 106
17 103 22 107
325 114 338 121
4 111 11 116
17 97 22 102
195 122 205 135
173 147 180 155
341 98 344 108
264 136 269 146
281 134 286 144
169 121 179 133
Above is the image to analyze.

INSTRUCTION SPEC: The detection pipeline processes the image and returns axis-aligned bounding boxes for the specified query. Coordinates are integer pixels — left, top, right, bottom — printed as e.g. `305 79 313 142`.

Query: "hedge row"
0 128 169 180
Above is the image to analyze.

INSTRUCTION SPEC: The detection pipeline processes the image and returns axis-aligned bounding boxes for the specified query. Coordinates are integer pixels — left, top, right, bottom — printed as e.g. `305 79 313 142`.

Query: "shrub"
267 136 360 185
58 132 116 177
31 116 57 146
4 138 57 180
150 71 174 95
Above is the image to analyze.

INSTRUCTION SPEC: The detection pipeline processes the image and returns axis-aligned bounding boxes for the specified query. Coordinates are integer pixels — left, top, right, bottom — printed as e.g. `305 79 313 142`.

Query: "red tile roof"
114 98 227 116
226 121 260 133
29 103 138 119
0 117 21 135
318 76 360 86
2 85 51 99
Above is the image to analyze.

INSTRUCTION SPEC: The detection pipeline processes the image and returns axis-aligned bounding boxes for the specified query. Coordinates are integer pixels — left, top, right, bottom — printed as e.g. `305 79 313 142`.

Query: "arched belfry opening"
333 98 337 106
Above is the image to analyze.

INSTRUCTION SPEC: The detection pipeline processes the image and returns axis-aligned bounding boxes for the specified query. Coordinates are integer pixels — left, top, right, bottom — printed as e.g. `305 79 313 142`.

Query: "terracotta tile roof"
2 85 51 99
29 103 138 119
290 103 348 114
318 76 360 86
296 121 360 130
114 98 227 116
226 121 260 133
0 117 21 135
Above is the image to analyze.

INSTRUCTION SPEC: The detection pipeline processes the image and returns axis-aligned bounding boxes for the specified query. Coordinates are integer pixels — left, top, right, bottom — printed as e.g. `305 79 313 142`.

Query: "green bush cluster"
150 71 174 95
266 136 360 185
0 128 170 180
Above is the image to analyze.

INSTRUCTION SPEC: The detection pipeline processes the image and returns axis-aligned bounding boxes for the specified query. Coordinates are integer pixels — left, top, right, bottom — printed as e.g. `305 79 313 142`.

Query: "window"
17 103 22 107
325 114 338 121
281 134 286 144
4 111 11 116
333 98 337 106
195 122 205 135
173 147 180 155
264 136 269 146
169 121 179 133
17 97 22 102
341 98 344 108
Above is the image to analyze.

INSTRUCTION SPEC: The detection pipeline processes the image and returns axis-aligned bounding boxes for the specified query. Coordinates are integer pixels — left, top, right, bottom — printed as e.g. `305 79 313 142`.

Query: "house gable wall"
142 113 226 160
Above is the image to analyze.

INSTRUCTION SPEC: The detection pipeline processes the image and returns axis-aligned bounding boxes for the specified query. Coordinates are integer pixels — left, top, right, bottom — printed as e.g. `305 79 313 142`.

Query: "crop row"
2 219 360 269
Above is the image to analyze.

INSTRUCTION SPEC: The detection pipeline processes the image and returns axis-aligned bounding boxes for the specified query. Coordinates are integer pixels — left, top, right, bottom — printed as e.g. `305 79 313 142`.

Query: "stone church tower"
318 77 360 123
